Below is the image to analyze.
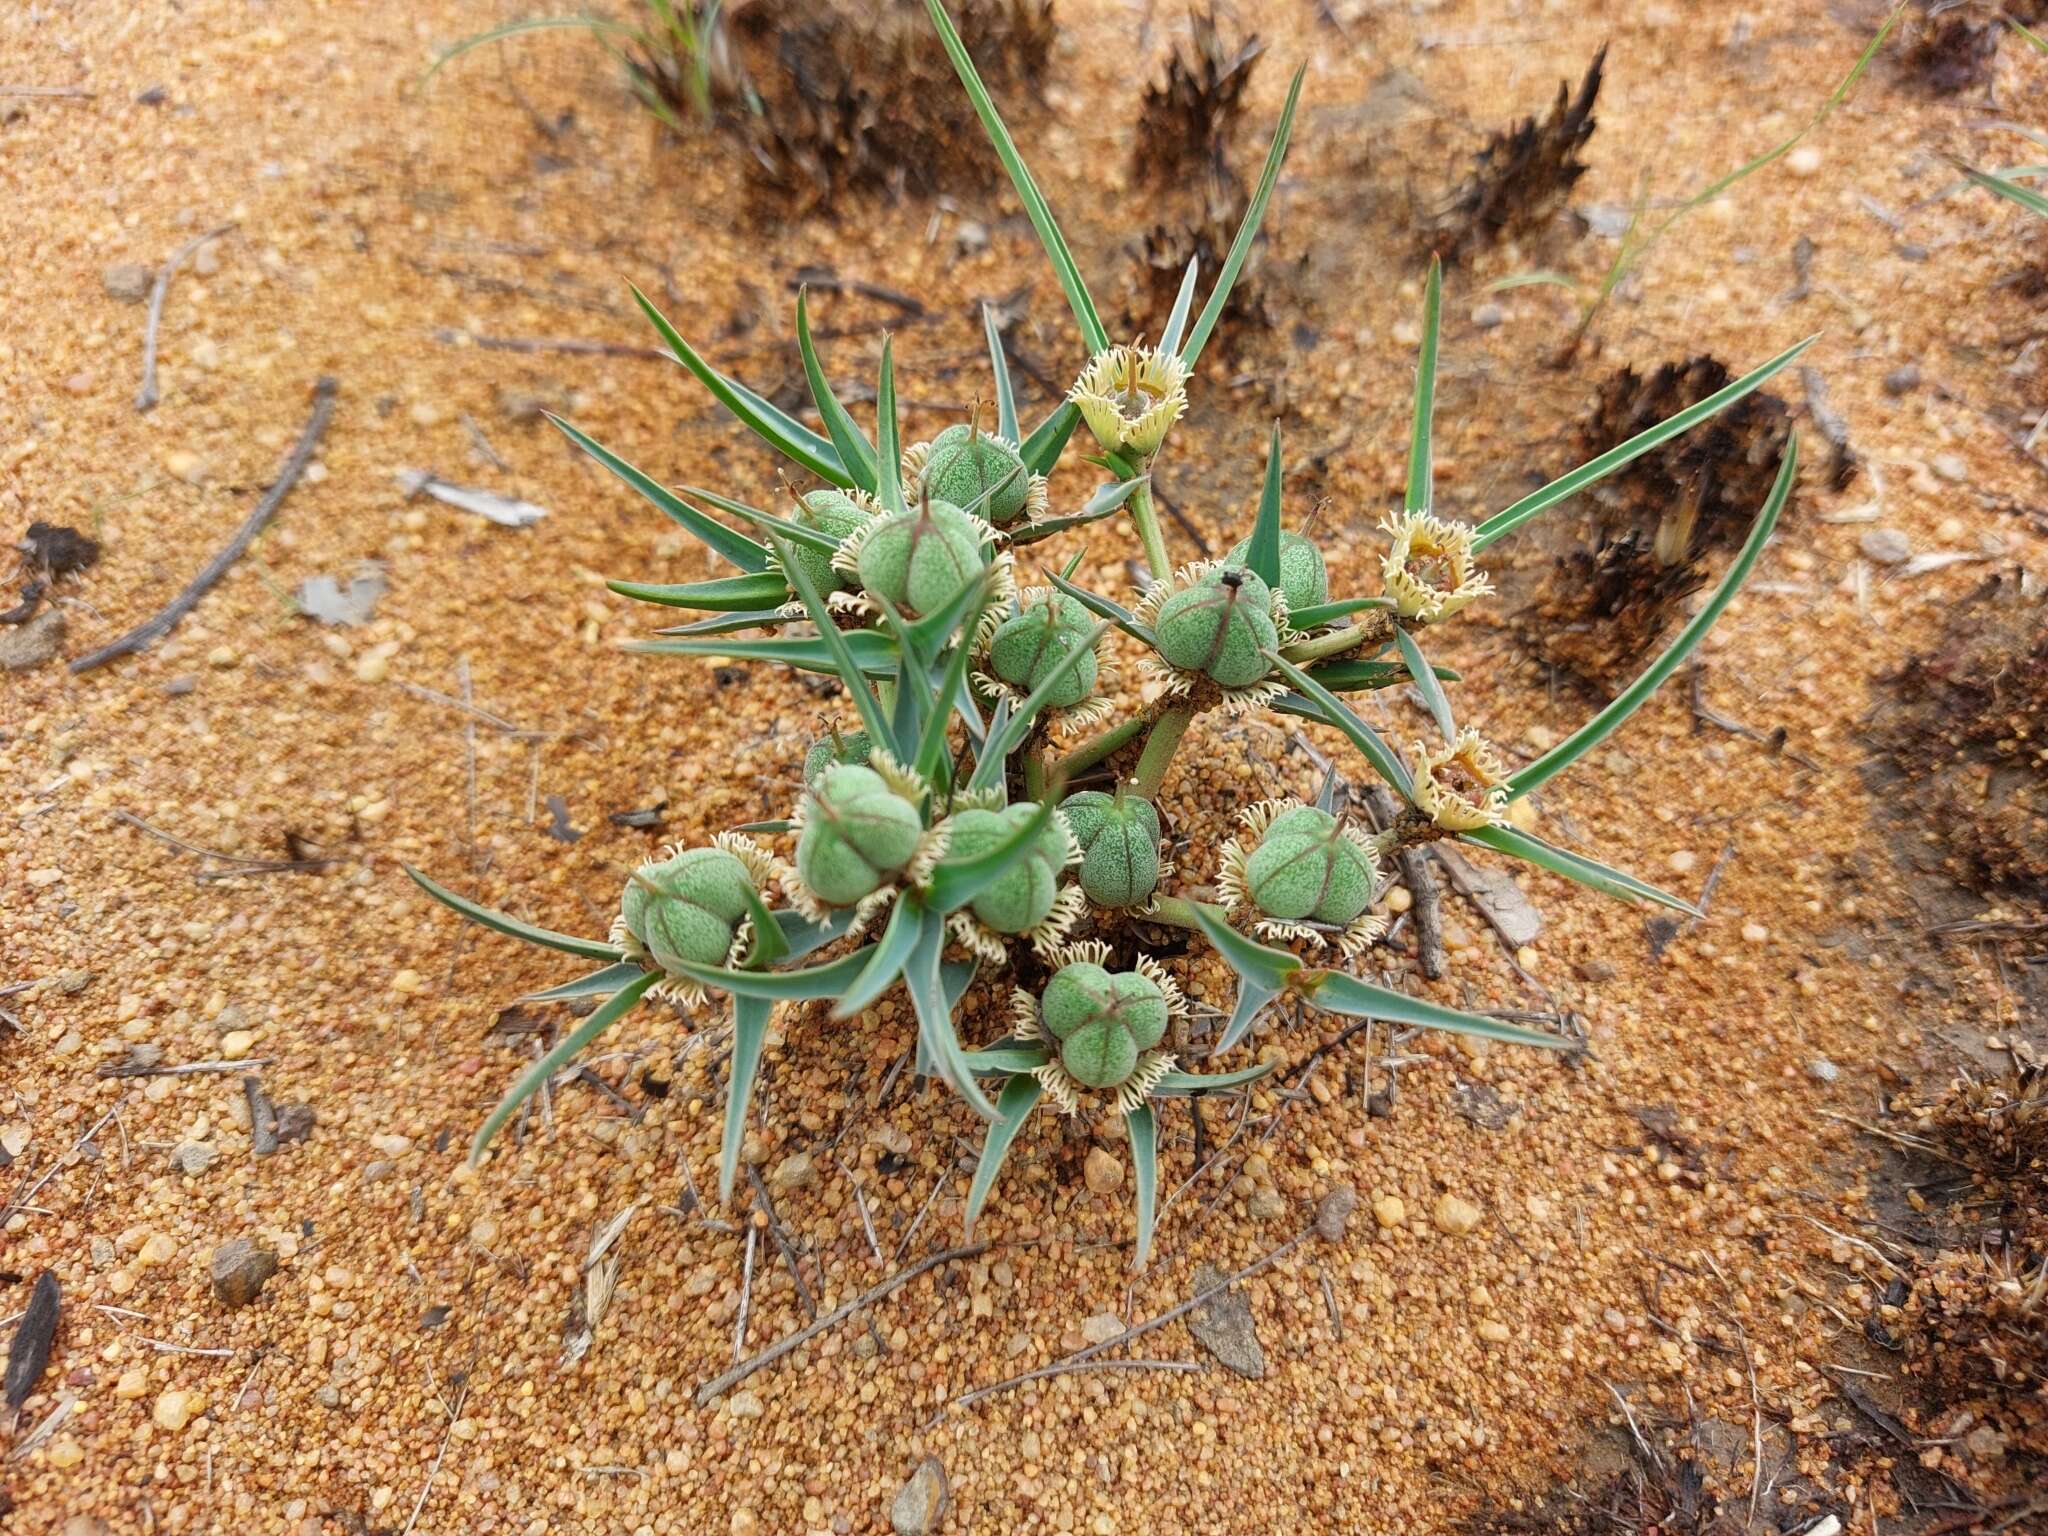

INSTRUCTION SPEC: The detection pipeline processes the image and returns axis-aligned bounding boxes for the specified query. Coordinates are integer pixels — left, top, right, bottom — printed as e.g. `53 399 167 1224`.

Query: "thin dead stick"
929 1226 1313 1422
398 1375 469 1536
835 1157 883 1265
135 223 236 411
944 1358 1203 1414
747 1164 818 1319
433 327 671 361
97 1057 271 1080
733 1225 757 1365
109 809 337 877
1365 785 1445 979
0 1098 127 1225
695 1242 987 1406
74 378 338 672
0 85 97 98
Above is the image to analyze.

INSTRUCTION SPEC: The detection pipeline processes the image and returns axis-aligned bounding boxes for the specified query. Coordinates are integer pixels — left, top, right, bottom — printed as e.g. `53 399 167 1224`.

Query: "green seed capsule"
1039 962 1171 1090
1242 805 1374 926
786 489 874 597
1226 530 1329 614
917 424 1032 526
620 848 757 972
1060 791 1161 909
941 804 1066 936
986 593 1097 706
795 765 924 907
802 729 871 786
1152 569 1279 690
855 499 988 618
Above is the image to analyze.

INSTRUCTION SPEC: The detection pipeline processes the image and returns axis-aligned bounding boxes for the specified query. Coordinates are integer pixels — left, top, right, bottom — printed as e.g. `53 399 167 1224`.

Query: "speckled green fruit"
986 594 1097 706
855 499 988 617
1242 805 1374 925
621 848 756 972
1039 963 1170 1090
918 424 1031 526
1152 569 1278 689
786 489 873 596
802 729 871 786
941 804 1066 935
795 765 924 907
1226 530 1328 613
1060 791 1161 909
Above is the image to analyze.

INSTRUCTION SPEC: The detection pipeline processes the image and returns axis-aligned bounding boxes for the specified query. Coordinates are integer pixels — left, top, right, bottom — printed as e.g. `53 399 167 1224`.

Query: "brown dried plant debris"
1514 355 1793 694
1873 582 2048 898
1898 0 2025 97
1130 8 1271 339
733 0 1055 211
1433 43 1605 260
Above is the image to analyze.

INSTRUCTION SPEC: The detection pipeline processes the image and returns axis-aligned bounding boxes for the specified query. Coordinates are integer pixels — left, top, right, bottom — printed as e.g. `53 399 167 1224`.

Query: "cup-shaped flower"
1151 567 1280 691
1068 343 1189 460
793 764 925 907
774 487 878 601
802 727 871 786
1227 529 1328 615
985 592 1099 709
620 846 758 973
847 496 991 618
1410 729 1510 832
1040 960 1172 1090
940 802 1082 958
904 423 1044 527
1060 789 1162 909
1380 510 1491 623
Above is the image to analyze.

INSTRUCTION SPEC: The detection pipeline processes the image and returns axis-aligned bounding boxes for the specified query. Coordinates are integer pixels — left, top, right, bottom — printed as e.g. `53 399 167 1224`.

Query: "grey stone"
169 1142 218 1177
210 1237 278 1308
102 262 151 303
1315 1184 1359 1242
889 1456 948 1536
1187 1262 1266 1379
1859 528 1910 565
0 608 64 671
1882 364 1920 396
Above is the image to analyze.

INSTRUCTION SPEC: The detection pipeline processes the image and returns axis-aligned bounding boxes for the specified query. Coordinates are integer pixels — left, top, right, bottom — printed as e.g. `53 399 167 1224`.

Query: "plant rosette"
939 796 1085 962
1135 560 1294 710
834 491 1007 620
613 834 781 1007
784 753 946 933
972 587 1114 730
1218 798 1386 958
1009 941 1184 1114
902 420 1048 528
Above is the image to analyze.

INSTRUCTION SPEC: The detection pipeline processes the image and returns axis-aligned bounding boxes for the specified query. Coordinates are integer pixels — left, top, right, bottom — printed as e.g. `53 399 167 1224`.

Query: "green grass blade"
964 1072 1044 1232
875 337 906 515
627 630 898 678
968 621 1110 787
718 992 773 1201
608 572 793 611
1043 568 1151 643
629 284 852 486
426 14 643 84
1264 651 1414 798
1463 823 1699 914
1957 162 2048 219
472 968 659 1165
796 287 880 491
1157 257 1201 360
2015 17 2048 53
770 534 895 750
962 1046 1051 1076
905 906 1000 1119
1304 971 1571 1050
830 898 919 1020
1405 255 1443 514
981 303 1021 443
520 960 650 1003
1181 63 1304 371
1393 627 1456 743
547 415 768 572
1245 422 1284 587
1510 435 1797 798
1151 1061 1276 1096
406 865 624 962
923 0 1107 352
1126 1102 1159 1271
1471 335 1815 551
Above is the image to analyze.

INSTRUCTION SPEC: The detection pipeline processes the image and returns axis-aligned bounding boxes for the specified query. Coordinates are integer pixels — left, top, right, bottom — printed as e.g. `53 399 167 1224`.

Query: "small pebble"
1247 1188 1287 1222
1740 921 1769 944
169 1142 218 1177
114 1366 149 1399
1315 1184 1358 1242
1372 1195 1406 1229
210 1237 279 1308
725 1390 764 1418
152 1388 204 1432
1471 302 1504 329
219 1029 256 1059
1576 959 1617 984
102 262 151 303
890 1456 948 1536
1080 1312 1125 1345
1667 850 1697 875
1083 1146 1124 1195
1477 1319 1512 1344
1882 364 1920 396
1787 145 1822 177
1808 1059 1840 1085
768 1151 816 1194
1931 454 1968 483
1859 528 1910 565
1432 1193 1484 1236
163 448 209 486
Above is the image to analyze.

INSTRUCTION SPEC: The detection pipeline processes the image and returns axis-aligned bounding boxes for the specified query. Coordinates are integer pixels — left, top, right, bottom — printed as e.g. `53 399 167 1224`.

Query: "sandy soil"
3 1 2044 1532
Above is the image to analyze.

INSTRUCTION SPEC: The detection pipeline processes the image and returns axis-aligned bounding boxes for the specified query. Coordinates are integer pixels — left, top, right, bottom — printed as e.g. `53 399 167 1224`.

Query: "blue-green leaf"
609 572 792 611
1394 627 1455 743
521 961 650 1003
830 897 919 1020
406 865 624 963
964 1071 1045 1233
627 629 898 678
719 993 774 1201
547 415 768 573
1264 651 1415 799
770 534 895 750
981 302 1021 444
1462 824 1699 915
1150 1061 1277 1096
472 968 660 1165
1181 64 1304 370
1127 1102 1159 1271
875 336 906 515
1020 401 1081 477
905 904 999 1119
1157 257 1201 361
924 794 1061 910
1405 255 1442 515
1244 422 1283 587
796 286 879 491
1304 970 1571 1051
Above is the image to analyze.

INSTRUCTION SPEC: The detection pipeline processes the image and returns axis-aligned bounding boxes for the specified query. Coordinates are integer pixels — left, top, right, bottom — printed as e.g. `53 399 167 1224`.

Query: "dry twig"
135 224 236 411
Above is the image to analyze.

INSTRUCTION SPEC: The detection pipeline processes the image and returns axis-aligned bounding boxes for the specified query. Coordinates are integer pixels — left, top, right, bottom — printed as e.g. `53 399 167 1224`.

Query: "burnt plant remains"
1434 44 1605 259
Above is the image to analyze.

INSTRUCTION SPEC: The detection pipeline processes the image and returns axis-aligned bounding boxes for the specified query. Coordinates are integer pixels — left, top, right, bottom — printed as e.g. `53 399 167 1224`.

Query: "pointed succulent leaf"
471 968 660 1165
1472 334 1815 550
1187 900 1299 992
630 284 852 486
924 794 1060 910
406 865 625 962
964 1072 1046 1234
520 961 652 1003
1405 255 1443 515
1157 256 1201 361
981 302 1021 443
1245 422 1284 588
795 286 879 491
547 416 770 573
1394 627 1456 743
923 0 1108 353
830 897 921 1020
1181 63 1304 371
627 630 898 678
1020 400 1081 477
1044 568 1153 644
1263 652 1415 798
1150 1061 1278 1096
1462 824 1700 915
1510 437 1797 798
718 992 774 1202
1127 1102 1159 1272
962 1045 1052 1076
608 572 794 612
1287 599 1392 630
771 534 896 751
656 608 801 636
905 904 1000 1119
1302 970 1571 1052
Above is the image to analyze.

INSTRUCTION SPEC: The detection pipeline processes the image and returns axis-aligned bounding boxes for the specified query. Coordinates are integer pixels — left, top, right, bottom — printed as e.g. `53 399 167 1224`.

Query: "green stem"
1146 894 1226 930
1279 613 1396 666
1050 714 1148 781
1130 704 1195 801
1022 750 1046 802
1126 478 1173 589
